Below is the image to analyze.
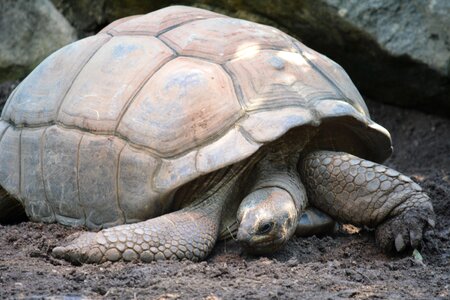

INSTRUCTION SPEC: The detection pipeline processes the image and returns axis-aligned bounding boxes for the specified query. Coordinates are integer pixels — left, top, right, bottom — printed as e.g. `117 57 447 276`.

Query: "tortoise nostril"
236 229 251 242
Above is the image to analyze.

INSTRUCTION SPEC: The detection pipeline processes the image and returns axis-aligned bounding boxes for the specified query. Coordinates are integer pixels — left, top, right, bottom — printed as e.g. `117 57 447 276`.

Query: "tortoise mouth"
240 236 287 255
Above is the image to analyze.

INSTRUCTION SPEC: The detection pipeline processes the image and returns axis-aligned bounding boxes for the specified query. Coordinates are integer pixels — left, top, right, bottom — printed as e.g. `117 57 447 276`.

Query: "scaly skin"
300 150 435 252
53 205 220 263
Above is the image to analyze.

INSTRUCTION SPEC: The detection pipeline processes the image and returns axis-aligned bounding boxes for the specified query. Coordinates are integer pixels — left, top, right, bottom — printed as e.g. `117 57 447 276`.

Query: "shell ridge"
75 133 87 226
154 35 179 54
17 129 23 200
192 117 255 172
293 42 347 101
237 124 260 146
115 143 128 223
0 121 11 143
246 93 341 111
229 46 297 63
0 127 21 197
107 6 226 37
155 16 226 37
156 15 228 38
148 156 163 197
245 102 310 113
221 64 247 110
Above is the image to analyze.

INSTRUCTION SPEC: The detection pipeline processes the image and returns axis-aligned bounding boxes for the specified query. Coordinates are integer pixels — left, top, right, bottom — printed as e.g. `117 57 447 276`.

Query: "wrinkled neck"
247 147 307 214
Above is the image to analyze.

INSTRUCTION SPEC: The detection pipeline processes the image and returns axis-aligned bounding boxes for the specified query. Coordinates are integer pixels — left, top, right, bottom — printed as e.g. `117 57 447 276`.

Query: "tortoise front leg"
53 203 221 263
52 165 245 264
300 150 435 252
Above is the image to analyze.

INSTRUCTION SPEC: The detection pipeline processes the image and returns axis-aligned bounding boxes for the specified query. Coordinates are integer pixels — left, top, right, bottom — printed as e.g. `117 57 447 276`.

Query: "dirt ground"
0 80 449 299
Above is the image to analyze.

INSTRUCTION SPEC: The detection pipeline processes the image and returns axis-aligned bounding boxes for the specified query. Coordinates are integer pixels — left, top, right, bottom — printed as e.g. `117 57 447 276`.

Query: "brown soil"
0 81 449 299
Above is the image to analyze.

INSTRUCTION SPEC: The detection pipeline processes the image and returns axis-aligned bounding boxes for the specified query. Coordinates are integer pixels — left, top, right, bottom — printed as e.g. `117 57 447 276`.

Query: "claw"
375 204 435 254
412 249 424 265
409 229 422 249
52 232 101 264
52 246 67 258
394 234 405 252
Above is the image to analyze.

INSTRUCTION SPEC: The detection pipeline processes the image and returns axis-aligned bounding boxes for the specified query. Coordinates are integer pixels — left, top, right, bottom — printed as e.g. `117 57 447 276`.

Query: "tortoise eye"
258 222 273 234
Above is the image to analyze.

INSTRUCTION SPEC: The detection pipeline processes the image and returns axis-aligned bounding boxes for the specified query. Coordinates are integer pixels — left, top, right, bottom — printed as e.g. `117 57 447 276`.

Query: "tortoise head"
236 187 298 254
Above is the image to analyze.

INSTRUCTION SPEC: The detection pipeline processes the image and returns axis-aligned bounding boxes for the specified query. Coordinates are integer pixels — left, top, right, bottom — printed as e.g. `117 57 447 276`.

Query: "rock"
0 81 20 114
0 0 77 83
325 0 450 76
51 0 107 36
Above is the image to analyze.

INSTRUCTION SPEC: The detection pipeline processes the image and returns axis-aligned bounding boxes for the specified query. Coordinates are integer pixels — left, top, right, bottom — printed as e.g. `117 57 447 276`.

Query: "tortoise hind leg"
296 207 338 237
0 186 27 224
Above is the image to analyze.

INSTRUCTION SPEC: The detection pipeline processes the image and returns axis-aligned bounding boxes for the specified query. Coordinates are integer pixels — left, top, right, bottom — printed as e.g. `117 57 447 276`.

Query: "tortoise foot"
375 207 435 253
53 231 105 264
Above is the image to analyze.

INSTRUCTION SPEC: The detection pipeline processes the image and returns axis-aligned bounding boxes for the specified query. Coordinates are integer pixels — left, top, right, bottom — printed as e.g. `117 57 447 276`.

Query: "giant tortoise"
0 6 434 263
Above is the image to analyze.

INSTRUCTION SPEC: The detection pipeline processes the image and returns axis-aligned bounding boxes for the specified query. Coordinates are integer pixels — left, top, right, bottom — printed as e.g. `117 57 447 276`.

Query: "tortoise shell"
0 6 391 230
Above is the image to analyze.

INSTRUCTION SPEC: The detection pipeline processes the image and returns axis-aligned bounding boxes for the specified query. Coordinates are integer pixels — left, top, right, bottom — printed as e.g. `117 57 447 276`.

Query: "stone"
0 0 77 83
51 0 108 35
322 0 450 115
325 0 450 76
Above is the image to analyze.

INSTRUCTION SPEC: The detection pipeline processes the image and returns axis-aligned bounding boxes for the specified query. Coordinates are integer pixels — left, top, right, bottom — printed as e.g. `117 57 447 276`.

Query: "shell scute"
226 50 340 111
21 128 55 223
42 126 85 226
314 100 366 124
196 127 260 174
117 56 242 156
118 145 164 222
78 134 126 229
0 126 21 197
154 150 198 193
57 36 174 132
2 35 110 126
240 107 315 143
